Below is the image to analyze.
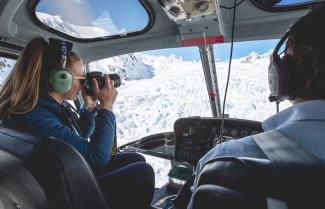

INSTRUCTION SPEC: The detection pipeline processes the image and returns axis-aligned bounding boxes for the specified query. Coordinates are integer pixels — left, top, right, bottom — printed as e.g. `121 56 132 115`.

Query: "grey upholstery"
0 126 108 209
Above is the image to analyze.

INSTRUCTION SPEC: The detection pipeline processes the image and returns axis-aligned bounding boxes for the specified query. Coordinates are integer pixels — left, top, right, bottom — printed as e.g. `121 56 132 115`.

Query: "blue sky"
143 39 279 61
36 0 313 60
277 0 314 5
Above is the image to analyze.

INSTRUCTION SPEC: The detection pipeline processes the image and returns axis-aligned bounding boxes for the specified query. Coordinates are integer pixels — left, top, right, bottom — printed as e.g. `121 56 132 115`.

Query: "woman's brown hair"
0 37 81 119
0 37 47 119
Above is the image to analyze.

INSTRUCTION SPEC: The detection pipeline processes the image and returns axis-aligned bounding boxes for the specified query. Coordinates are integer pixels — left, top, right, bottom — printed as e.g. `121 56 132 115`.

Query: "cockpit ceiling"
0 0 324 61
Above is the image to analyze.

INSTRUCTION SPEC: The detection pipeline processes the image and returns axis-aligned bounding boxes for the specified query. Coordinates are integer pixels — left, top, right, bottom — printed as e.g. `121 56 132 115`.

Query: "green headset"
46 38 75 94
48 68 74 94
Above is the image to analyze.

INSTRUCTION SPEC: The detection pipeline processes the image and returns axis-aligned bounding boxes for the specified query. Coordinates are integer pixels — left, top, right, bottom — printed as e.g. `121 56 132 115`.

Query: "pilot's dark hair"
284 6 325 100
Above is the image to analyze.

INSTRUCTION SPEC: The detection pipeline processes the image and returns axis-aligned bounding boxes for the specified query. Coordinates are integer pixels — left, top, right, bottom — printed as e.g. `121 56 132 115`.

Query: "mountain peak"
240 51 261 64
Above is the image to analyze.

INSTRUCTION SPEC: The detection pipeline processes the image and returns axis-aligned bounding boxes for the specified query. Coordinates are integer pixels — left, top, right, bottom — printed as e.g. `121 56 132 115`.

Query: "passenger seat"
0 125 108 209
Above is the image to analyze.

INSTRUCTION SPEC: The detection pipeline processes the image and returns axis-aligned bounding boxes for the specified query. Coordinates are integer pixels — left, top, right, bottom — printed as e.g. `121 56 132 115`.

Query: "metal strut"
199 44 221 117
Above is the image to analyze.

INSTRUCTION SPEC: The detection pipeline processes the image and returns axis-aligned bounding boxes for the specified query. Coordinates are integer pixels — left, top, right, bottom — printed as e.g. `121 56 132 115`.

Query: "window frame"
0 51 19 60
0 40 21 60
27 0 155 42
250 0 325 12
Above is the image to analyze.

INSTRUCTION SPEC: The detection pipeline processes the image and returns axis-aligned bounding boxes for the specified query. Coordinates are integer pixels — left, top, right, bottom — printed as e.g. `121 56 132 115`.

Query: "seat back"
0 147 49 209
193 157 325 209
0 126 108 209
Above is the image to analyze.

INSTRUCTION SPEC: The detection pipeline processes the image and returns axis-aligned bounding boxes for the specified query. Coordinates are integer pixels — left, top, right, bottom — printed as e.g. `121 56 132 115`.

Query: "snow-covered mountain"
0 57 14 86
36 12 110 38
0 57 11 71
88 53 154 81
240 51 261 63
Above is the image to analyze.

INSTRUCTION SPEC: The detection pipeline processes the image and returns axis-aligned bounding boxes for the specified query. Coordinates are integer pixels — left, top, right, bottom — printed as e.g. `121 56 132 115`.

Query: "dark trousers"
97 152 155 209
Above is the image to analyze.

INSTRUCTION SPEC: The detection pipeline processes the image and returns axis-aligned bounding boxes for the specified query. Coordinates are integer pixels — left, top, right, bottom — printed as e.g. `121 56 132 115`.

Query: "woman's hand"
82 85 98 111
92 75 118 111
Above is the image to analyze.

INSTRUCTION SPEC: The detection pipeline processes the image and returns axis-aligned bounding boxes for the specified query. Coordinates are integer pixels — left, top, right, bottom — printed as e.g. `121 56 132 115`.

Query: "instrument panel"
174 117 263 164
119 117 263 165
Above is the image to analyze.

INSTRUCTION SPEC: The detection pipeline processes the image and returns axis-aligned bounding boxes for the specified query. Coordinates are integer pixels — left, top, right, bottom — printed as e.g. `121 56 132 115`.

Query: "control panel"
174 117 263 165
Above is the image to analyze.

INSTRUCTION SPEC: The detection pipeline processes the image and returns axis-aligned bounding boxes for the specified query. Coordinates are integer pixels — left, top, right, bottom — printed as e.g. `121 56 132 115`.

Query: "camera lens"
84 71 121 96
108 74 121 88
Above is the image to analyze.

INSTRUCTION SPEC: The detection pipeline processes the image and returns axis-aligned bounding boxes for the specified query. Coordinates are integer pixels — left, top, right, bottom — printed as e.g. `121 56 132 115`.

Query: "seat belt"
252 130 324 209
252 129 323 172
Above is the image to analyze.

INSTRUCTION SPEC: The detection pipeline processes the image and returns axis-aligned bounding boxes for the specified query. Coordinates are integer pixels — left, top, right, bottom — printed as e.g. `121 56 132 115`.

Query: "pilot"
187 6 325 209
0 37 154 209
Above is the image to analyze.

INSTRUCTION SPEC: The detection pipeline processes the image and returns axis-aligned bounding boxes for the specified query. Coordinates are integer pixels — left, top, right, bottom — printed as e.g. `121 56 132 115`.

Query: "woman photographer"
0 37 154 209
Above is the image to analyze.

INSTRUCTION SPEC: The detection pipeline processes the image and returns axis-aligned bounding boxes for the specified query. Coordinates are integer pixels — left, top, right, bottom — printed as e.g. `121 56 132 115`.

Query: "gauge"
241 130 249 137
230 129 239 137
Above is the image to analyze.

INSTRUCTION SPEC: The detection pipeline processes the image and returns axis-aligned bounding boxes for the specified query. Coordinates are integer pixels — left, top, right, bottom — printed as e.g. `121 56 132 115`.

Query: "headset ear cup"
48 68 73 94
268 62 279 97
269 54 282 100
269 53 293 102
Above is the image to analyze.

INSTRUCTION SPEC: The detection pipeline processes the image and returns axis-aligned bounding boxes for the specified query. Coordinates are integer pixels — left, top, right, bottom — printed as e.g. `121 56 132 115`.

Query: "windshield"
89 40 292 146
88 41 293 187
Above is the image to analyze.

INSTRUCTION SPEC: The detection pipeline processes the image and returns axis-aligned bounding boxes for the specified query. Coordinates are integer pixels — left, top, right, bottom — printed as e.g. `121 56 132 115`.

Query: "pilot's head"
268 6 325 104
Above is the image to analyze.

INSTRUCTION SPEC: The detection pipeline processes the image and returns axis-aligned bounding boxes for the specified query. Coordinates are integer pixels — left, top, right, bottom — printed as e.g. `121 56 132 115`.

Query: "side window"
0 56 16 87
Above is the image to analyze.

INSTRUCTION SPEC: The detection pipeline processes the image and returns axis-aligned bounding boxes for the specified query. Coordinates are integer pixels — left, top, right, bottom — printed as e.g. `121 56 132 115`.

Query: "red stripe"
181 35 224 47
208 91 216 97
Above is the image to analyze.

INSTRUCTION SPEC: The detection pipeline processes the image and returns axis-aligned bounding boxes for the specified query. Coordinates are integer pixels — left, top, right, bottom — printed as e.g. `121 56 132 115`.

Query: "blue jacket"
3 95 116 169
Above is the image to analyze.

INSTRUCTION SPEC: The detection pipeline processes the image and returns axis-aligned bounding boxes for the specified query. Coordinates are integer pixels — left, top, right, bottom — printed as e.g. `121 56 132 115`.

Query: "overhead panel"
159 0 224 46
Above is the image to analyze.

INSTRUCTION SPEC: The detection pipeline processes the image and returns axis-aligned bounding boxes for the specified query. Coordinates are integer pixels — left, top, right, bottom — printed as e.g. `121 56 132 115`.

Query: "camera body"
84 71 121 96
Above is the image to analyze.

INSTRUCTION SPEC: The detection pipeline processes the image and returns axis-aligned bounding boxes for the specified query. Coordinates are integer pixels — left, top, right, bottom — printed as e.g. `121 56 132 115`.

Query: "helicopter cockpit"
1 0 325 209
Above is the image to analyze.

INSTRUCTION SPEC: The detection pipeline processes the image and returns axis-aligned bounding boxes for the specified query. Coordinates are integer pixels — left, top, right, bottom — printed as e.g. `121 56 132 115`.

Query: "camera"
84 71 121 96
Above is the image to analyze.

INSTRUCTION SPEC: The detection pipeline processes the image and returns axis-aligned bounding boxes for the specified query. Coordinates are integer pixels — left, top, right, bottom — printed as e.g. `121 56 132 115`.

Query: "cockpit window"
251 0 325 11
32 0 152 40
275 0 324 6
